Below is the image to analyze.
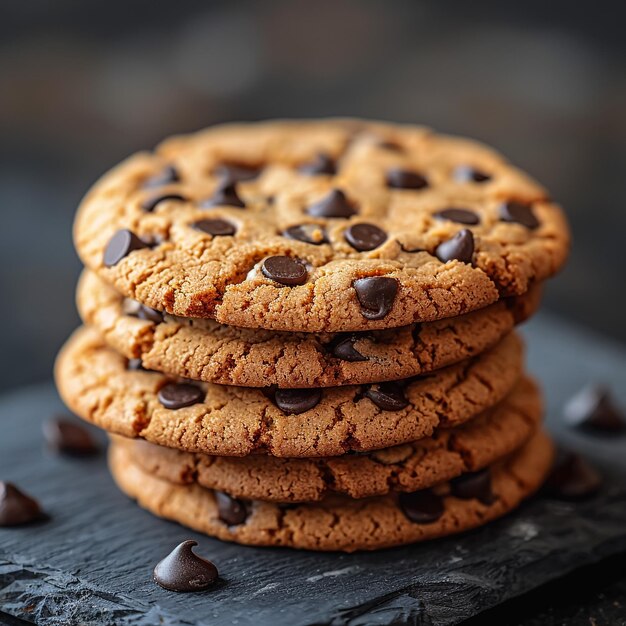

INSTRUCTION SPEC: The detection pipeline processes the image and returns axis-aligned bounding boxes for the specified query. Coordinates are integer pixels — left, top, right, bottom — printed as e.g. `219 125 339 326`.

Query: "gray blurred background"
1 0 625 391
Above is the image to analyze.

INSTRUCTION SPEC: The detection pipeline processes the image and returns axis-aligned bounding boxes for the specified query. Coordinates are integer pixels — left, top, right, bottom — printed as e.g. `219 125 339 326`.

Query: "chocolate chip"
153 540 218 592
103 229 149 267
330 335 368 362
0 482 43 526
283 224 328 245
353 276 398 320
158 383 205 409
545 453 602 500
386 168 428 190
499 201 540 229
274 388 323 414
127 358 146 371
193 218 237 237
365 382 408 411
306 189 357 218
450 468 495 505
261 256 308 286
201 181 245 208
435 229 475 264
399 489 444 524
434 208 480 225
299 153 336 175
144 165 180 187
141 193 186 213
345 223 387 251
563 385 626 433
135 304 164 324
214 163 260 184
215 492 248 525
43 417 99 456
454 165 491 183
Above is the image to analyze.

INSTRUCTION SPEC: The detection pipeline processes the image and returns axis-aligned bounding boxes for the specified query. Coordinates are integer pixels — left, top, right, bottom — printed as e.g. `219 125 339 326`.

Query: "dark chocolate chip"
144 165 180 187
201 181 245 208
345 223 388 251
103 229 149 267
434 208 480 225
0 482 43 526
353 276 398 320
283 224 328 245
499 201 540 229
386 168 428 190
365 382 408 411
563 385 626 434
153 540 218 592
330 335 368 362
306 189 357 218
399 489 444 524
43 417 99 456
454 165 491 183
450 468 495 505
127 358 146 371
141 193 186 213
158 383 205 409
215 491 248 526
545 452 602 500
261 256 308 286
274 388 323 414
214 163 260 184
299 154 336 176
193 218 237 237
435 229 475 264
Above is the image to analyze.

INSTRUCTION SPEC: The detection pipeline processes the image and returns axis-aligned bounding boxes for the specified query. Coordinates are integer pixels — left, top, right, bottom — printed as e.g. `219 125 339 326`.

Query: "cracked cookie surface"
73 119 569 332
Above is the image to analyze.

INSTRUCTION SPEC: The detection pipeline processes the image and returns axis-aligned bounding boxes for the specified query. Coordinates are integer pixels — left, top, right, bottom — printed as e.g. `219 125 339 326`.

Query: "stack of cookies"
55 120 570 551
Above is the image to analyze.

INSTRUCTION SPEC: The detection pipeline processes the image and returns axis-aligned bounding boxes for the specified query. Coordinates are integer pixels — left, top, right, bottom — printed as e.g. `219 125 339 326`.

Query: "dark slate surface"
1 313 626 626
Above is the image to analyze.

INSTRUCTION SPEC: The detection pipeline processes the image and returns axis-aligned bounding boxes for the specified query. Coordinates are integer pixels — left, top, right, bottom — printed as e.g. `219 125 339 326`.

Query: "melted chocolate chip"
563 385 626 433
158 383 205 409
499 201 540 229
283 224 328 245
345 223 387 251
434 208 480 225
365 382 408 411
201 181 246 208
193 218 237 237
141 193 186 213
274 388 323 414
43 417 99 456
306 189 357 218
153 540 218 592
135 304 164 324
144 165 180 187
299 153 336 175
215 491 248 525
261 256 308 286
545 453 602 500
435 229 475 264
450 468 495 505
103 230 149 267
386 168 428 190
330 335 368 362
353 276 398 320
454 165 491 183
214 163 260 184
399 489 444 524
0 482 43 526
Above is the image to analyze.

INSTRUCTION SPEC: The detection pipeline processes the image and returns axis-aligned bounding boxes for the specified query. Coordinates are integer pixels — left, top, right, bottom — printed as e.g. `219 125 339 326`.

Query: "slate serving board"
1 313 626 626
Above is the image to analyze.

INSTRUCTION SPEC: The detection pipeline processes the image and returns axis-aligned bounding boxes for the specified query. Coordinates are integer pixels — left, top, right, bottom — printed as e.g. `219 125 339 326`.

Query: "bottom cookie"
109 430 553 552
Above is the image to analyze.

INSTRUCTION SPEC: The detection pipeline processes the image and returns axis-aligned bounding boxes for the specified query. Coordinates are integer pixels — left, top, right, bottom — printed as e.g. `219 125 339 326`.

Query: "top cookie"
74 119 569 332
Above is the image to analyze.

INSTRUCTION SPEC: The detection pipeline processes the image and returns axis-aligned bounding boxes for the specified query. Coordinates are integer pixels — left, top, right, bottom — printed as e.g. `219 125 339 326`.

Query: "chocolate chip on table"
454 165 491 183
153 540 218 592
365 382 409 411
43 417 99 456
283 224 328 245
0 482 43 526
386 168 428 190
193 218 237 237
261 256 308 286
330 335 368 362
399 489 444 524
499 201 540 229
435 229 475 264
563 385 626 433
141 193 186 213
201 181 246 208
144 165 180 187
158 383 205 409
545 452 602 500
215 491 248 526
450 468 495 505
274 388 323 414
353 276 398 320
214 163 260 184
306 189 357 218
103 229 149 267
434 208 480 225
345 223 388 251
299 153 336 175
135 304 164 324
